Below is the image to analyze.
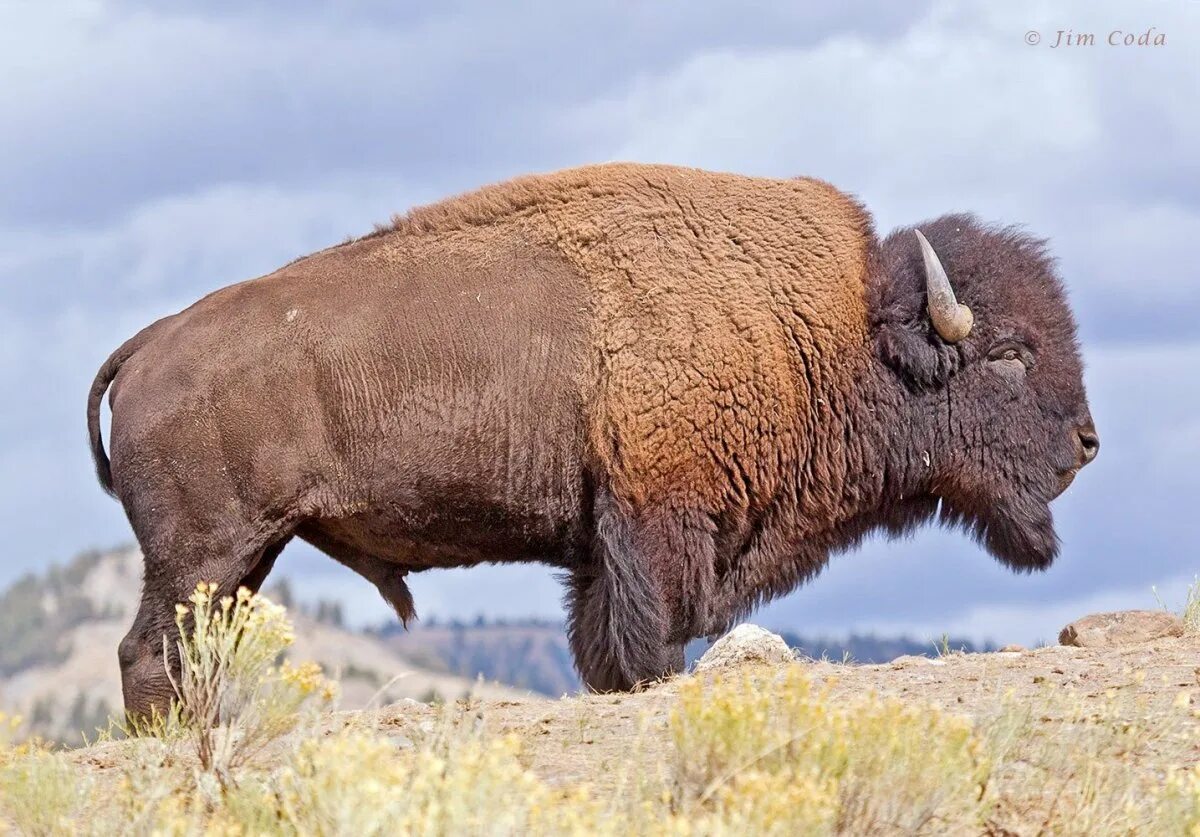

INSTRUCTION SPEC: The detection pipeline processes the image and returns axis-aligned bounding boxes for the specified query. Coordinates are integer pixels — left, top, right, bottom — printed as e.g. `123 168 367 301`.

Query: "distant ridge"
1 544 994 744
374 618 994 696
0 547 529 744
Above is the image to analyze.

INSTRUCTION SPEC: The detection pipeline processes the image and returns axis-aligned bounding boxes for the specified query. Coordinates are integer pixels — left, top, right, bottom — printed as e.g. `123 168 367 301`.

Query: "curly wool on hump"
373 162 877 510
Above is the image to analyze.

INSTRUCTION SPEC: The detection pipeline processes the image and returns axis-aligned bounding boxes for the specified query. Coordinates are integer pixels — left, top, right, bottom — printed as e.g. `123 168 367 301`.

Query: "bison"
87 163 1098 717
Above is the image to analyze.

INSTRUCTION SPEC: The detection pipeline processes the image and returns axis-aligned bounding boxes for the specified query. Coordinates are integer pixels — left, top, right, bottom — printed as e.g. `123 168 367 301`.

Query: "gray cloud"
0 1 921 225
560 1 1200 344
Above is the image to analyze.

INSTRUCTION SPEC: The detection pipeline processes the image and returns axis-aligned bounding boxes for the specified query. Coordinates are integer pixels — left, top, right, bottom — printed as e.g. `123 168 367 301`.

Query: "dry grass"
1184 577 1200 634
670 667 990 834
0 744 89 836
1154 575 1200 635
982 679 1199 834
2 587 1199 836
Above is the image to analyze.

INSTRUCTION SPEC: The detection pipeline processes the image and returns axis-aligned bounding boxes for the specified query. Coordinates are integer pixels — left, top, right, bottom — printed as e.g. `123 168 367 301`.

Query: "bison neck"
715 352 939 627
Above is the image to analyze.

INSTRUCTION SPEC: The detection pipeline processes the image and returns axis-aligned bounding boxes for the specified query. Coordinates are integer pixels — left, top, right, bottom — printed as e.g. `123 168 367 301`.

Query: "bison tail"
87 318 171 498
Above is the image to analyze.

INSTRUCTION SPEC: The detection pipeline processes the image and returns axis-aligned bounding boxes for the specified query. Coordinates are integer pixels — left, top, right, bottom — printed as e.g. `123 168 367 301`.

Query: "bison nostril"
1077 428 1099 464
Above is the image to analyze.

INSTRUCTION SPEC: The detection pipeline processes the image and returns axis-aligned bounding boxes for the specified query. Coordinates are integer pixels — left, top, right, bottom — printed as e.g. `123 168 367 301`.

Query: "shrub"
0 712 18 754
0 721 90 837
983 680 1200 834
1156 766 1200 835
166 582 337 785
1184 577 1200 634
248 729 558 835
671 666 991 834
3 590 1198 835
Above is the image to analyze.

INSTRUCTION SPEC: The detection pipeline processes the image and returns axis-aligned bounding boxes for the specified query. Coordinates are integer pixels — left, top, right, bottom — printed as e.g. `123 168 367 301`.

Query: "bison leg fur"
567 492 713 691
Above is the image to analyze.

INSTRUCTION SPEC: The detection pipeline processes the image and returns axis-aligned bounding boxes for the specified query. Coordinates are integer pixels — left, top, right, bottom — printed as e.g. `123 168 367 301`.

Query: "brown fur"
88 163 1096 716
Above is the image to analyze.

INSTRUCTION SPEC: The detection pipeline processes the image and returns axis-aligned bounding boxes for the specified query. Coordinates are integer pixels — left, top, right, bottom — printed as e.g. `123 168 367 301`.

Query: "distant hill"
775 631 996 663
375 618 994 696
374 619 582 696
0 547 529 744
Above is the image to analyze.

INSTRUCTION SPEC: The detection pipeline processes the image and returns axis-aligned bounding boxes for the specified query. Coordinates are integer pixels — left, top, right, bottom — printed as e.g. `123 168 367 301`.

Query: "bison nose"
1077 425 1100 466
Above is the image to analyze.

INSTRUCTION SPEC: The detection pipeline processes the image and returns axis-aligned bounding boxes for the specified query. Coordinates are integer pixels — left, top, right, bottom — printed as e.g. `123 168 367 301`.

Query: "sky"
1 0 1197 647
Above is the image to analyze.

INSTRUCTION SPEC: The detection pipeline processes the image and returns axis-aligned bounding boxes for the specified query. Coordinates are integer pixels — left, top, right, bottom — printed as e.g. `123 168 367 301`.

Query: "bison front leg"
566 492 715 691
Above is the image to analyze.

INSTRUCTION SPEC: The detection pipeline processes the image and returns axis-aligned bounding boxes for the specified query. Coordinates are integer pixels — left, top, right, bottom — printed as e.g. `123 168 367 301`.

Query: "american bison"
88 163 1098 716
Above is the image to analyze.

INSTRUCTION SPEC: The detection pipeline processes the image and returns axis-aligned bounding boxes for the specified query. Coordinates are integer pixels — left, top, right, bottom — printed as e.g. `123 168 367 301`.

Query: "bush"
1184 577 1200 634
1157 766 1200 835
165 582 337 785
671 666 990 834
223 729 564 835
0 713 91 837
983 680 1200 834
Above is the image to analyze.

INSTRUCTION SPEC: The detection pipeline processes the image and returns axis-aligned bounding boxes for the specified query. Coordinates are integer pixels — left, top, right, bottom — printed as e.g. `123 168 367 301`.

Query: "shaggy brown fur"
88 163 1097 716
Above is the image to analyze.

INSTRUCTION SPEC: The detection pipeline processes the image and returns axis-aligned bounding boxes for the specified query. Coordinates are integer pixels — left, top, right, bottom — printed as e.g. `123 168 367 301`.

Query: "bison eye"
987 342 1032 374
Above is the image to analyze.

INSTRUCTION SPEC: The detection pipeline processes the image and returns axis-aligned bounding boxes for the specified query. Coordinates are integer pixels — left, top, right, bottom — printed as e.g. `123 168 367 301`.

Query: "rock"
1058 611 1184 648
694 624 794 673
999 644 1026 653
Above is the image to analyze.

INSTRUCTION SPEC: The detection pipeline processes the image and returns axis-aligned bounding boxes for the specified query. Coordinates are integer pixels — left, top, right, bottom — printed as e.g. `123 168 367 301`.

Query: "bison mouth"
1053 467 1080 499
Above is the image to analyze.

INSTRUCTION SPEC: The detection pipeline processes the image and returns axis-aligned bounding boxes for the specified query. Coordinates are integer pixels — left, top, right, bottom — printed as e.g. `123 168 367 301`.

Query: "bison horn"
914 229 973 343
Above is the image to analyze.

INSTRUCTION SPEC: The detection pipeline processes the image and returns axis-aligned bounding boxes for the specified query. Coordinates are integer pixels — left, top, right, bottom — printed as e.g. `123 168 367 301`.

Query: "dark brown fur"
87 164 1096 716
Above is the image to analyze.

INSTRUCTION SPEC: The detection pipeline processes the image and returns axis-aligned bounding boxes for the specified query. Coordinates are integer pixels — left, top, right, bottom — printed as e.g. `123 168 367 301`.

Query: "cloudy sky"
2 0 1197 646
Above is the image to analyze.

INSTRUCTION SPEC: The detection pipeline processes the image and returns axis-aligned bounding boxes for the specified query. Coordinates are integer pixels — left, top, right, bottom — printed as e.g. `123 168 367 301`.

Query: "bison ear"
874 322 959 390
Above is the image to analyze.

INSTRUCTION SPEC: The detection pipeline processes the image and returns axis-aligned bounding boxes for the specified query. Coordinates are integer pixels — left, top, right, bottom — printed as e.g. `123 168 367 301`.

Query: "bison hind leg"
567 491 712 691
119 518 299 721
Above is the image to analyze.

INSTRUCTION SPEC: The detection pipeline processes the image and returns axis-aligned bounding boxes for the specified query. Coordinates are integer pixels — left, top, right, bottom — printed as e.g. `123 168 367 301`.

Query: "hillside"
0 544 999 740
375 620 583 695
0 566 1197 832
360 636 1200 819
0 548 529 743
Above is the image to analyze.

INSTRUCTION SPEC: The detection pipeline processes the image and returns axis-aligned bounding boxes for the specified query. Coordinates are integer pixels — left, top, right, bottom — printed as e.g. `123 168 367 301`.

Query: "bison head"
871 214 1098 571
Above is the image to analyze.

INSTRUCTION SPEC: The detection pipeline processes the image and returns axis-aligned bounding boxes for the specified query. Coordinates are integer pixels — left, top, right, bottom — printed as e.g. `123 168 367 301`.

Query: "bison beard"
87 163 1095 716
941 496 1058 573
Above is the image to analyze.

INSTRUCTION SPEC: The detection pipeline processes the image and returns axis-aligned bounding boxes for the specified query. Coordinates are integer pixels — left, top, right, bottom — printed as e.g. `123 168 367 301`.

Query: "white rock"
694 624 795 673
